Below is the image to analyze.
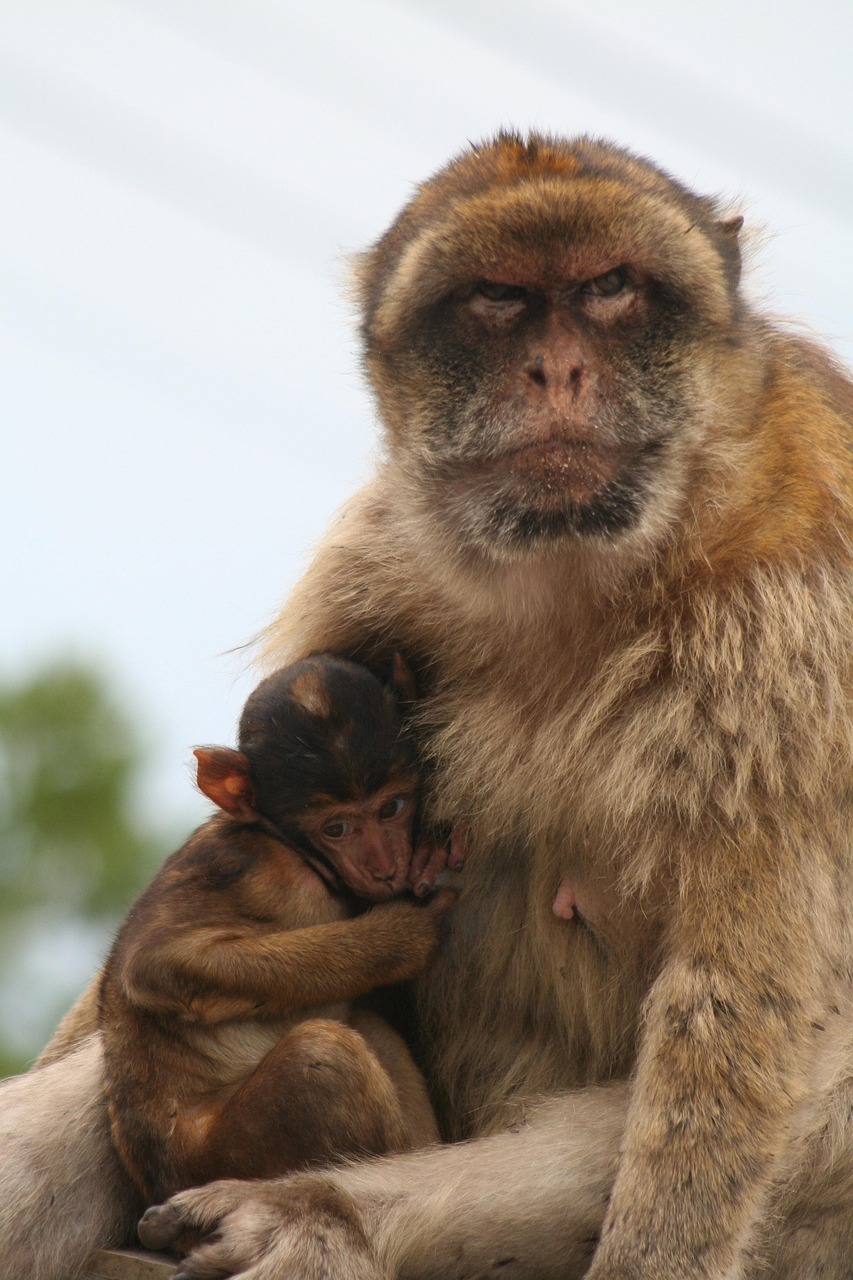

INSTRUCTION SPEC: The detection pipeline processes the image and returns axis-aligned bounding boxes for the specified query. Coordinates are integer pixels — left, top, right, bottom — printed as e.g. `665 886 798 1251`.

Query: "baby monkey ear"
388 652 418 705
193 747 258 821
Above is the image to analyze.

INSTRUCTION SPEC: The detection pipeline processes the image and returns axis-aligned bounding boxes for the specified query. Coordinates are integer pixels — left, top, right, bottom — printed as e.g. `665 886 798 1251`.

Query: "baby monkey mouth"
304 849 405 901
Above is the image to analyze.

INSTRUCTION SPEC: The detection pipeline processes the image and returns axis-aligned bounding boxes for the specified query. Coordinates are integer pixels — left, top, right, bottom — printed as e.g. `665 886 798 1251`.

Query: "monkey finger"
423 886 458 917
172 1238 270 1280
172 1242 232 1280
408 837 435 887
138 1180 246 1250
174 1175 380 1280
448 821 468 871
413 843 452 896
410 820 467 893
137 1202 188 1251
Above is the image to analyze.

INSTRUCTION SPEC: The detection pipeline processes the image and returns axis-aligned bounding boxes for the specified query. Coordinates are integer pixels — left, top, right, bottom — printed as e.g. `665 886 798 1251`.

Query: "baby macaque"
99 654 459 1206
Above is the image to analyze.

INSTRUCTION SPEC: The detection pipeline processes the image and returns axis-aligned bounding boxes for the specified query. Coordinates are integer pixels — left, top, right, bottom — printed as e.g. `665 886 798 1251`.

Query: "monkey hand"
138 1174 380 1280
409 820 467 896
366 885 457 983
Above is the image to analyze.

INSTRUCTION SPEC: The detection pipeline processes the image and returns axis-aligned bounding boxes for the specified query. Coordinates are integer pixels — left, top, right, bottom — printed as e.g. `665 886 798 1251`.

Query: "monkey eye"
473 281 528 303
582 267 630 299
378 796 407 820
322 820 352 839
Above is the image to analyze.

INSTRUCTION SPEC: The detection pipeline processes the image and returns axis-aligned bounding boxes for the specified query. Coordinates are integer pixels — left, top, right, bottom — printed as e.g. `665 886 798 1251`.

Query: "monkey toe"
138 1201 183 1250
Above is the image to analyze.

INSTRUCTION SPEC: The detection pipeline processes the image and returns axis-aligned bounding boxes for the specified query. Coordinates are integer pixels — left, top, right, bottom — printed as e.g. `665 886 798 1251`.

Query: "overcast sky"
2 0 852 839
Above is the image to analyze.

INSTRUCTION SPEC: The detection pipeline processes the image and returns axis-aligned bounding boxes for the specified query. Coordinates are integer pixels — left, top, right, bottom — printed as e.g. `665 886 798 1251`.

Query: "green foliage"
0 661 174 1075
0 1043 26 1080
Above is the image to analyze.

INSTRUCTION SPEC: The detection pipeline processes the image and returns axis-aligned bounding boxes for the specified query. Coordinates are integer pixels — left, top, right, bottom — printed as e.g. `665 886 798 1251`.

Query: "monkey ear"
716 215 744 287
388 652 418 704
193 747 258 821
719 214 744 237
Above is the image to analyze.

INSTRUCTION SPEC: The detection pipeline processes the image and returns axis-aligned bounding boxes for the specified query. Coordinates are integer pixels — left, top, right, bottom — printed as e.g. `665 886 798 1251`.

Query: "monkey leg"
18 1045 853 1280
740 1075 853 1280
169 1017 412 1193
34 969 102 1068
0 1034 139 1280
145 1063 853 1280
139 1084 628 1279
350 1009 440 1147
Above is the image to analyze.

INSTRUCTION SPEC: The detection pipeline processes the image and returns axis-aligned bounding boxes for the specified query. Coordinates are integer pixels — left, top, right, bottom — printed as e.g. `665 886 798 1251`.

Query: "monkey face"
297 782 420 901
233 657 423 902
358 134 744 559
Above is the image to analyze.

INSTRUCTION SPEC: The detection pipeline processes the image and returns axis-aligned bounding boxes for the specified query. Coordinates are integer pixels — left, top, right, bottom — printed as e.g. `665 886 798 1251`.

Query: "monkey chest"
195 1000 352 1090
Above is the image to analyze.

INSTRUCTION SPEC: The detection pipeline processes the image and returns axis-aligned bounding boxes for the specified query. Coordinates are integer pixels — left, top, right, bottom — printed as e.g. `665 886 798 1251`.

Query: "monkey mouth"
502 438 626 504
337 872 407 901
459 435 670 547
304 855 404 902
442 436 668 549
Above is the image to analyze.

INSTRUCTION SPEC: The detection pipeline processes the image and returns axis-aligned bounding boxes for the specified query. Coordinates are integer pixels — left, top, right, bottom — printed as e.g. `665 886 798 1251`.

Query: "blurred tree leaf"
0 661 176 1075
0 663 164 917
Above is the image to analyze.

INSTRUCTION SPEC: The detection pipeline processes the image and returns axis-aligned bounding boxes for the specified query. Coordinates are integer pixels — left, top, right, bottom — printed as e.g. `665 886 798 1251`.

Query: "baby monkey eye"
583 267 630 298
322 820 352 839
474 282 528 303
378 796 407 820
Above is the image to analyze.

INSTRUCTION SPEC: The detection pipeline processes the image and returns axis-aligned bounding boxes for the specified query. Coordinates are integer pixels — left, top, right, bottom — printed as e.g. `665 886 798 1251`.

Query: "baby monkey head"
194 654 420 901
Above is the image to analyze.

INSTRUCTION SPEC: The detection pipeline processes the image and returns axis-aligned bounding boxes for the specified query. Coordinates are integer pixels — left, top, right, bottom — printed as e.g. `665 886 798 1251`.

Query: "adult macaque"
101 654 456 1204
3 132 853 1280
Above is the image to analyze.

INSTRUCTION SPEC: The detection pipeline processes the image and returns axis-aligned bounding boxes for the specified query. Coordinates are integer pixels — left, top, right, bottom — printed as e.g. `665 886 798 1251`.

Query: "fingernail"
417 880 431 896
451 857 464 870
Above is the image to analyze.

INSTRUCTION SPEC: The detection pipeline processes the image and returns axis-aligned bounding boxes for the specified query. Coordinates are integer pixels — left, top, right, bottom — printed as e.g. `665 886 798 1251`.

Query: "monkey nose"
524 354 584 395
526 355 548 387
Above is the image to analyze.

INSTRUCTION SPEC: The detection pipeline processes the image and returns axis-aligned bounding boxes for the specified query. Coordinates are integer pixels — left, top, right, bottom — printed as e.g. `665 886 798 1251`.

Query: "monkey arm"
138 1085 627 1279
584 843 839 1280
122 897 450 1021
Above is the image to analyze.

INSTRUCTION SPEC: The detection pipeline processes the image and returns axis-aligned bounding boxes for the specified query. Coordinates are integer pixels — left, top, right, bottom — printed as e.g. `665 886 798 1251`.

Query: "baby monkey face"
299 777 420 901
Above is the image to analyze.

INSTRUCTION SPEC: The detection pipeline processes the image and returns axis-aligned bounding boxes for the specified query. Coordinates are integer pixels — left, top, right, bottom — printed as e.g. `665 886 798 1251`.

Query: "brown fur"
4 132 853 1280
100 819 445 1204
225 133 852 1277
99 658 450 1206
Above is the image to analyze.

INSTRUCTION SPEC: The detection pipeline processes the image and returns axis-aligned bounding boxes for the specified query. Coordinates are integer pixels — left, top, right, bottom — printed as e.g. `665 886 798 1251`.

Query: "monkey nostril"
568 367 582 386
527 357 547 387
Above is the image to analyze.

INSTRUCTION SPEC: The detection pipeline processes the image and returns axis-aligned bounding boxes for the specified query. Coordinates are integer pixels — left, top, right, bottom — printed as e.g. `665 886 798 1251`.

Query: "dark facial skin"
465 268 655 502
299 780 419 900
417 259 691 548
